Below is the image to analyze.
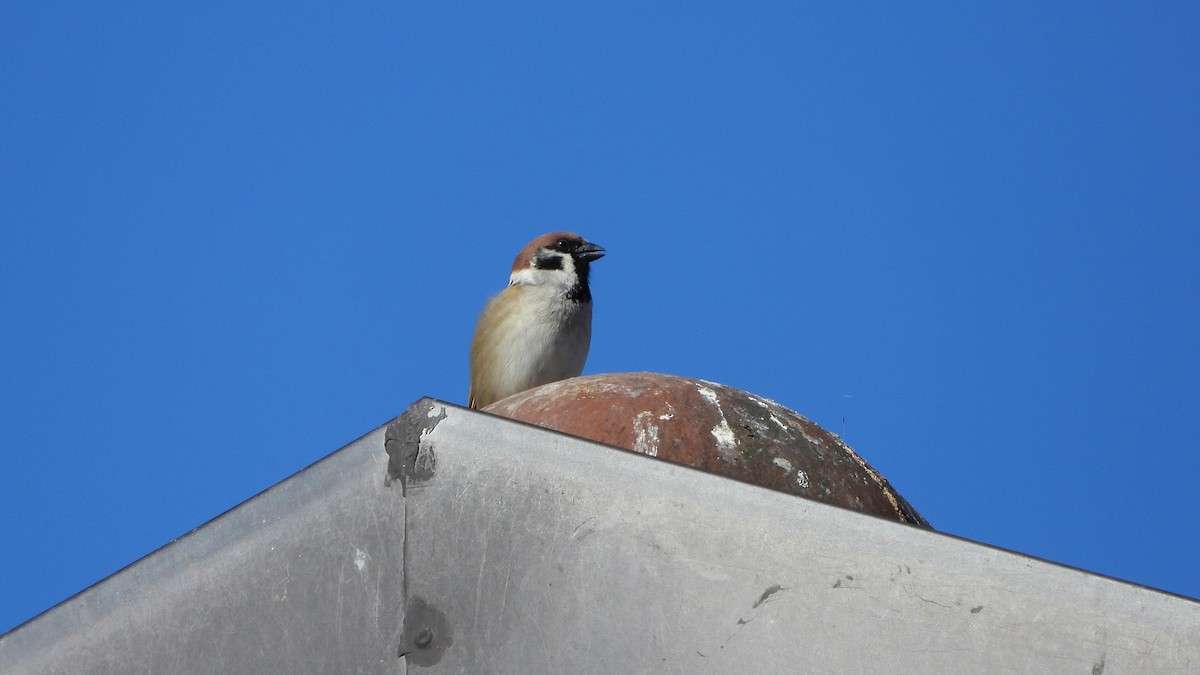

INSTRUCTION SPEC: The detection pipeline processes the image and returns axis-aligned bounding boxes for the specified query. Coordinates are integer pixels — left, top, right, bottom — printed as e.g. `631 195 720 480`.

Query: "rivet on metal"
415 628 433 648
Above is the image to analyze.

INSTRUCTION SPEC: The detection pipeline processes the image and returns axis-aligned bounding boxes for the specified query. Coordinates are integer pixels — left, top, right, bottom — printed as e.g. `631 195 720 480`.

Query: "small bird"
469 232 605 409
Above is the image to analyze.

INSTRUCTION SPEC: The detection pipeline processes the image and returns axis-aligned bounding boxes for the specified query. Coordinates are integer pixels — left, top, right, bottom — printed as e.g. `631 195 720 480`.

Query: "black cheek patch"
533 252 564 270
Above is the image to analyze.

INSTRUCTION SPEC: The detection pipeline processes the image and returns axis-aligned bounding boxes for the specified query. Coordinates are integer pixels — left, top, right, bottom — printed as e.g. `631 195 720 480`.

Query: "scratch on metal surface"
272 562 294 601
916 595 955 609
495 530 519 629
752 584 785 608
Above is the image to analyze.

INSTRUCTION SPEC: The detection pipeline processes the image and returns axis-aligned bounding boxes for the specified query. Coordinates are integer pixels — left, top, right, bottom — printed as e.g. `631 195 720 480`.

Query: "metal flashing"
2 398 1197 674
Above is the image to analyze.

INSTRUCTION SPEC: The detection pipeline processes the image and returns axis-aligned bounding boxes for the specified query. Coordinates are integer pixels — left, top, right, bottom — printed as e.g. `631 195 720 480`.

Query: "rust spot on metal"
484 373 930 527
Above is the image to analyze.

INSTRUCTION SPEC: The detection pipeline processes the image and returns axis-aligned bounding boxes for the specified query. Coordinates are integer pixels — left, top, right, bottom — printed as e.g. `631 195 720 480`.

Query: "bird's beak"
575 242 605 263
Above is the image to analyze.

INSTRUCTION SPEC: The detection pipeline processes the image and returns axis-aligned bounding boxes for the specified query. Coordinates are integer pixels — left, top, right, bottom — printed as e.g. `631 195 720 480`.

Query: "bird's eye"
554 239 570 251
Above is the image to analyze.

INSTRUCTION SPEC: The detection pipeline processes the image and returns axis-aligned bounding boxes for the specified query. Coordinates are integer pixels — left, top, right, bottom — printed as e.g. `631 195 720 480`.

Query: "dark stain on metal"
414 628 433 648
752 584 784 608
485 373 931 527
397 595 452 666
385 398 444 493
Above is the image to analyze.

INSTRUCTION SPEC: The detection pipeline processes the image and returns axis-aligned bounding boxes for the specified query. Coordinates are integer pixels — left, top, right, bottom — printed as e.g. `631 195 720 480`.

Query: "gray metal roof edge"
7 393 1196 645
0 396 1195 673
433 397 1197 605
403 398 1200 672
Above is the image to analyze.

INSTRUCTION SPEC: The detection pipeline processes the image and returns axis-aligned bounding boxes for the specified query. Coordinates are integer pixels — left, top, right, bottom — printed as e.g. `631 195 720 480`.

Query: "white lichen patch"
696 385 721 406
559 378 649 397
632 411 660 457
697 385 738 462
353 548 368 572
710 424 736 455
800 430 823 446
774 457 809 488
745 392 779 410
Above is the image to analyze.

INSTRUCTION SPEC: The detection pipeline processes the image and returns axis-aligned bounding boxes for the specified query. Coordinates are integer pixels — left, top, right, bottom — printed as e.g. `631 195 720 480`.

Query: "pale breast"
487 287 593 400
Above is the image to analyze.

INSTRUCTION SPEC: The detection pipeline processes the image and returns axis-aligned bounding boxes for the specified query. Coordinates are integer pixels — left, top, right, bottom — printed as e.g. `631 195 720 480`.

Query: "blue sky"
2 2 1197 633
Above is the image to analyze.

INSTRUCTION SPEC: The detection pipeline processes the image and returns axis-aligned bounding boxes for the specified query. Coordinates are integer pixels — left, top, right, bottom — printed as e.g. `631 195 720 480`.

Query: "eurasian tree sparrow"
469 232 605 409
